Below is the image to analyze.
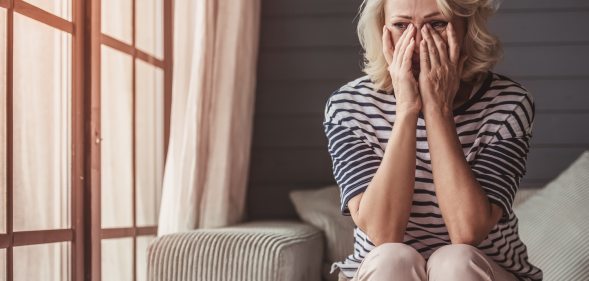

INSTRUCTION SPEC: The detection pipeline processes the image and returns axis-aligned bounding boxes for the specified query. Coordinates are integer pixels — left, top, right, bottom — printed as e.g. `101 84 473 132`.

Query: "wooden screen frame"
0 0 173 280
0 0 84 280
87 0 173 280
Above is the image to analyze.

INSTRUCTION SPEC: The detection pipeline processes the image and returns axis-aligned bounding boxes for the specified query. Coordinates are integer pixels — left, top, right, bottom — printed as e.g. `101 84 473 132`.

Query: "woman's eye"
430 21 448 29
392 23 409 30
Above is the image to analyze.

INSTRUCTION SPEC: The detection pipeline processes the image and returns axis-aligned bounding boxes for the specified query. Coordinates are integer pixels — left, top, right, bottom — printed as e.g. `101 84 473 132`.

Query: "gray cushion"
513 187 542 208
514 150 589 281
289 186 355 281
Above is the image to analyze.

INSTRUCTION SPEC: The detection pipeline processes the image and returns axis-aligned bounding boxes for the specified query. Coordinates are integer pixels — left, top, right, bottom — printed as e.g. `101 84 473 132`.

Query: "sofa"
147 150 589 281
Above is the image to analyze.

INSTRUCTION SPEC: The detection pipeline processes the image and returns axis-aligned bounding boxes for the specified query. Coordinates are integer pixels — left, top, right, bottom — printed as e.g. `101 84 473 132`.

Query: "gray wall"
246 0 589 221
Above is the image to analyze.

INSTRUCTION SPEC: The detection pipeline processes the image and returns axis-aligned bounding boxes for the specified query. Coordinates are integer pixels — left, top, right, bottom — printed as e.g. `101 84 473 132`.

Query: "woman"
323 0 543 280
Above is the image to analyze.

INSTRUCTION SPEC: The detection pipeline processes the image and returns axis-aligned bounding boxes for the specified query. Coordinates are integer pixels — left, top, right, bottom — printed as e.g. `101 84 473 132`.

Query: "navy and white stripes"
324 71 543 281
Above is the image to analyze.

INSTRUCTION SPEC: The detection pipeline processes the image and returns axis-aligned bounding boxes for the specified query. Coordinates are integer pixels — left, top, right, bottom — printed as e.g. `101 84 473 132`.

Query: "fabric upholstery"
515 151 589 280
148 221 324 281
514 150 589 281
290 186 356 281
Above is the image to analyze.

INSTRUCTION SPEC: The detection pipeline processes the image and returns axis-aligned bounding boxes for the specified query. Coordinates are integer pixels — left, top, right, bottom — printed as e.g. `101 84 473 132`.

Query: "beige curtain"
157 0 260 235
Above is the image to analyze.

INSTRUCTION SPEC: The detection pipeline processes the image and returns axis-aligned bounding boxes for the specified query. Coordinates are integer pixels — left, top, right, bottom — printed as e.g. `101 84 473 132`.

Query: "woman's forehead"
385 0 443 18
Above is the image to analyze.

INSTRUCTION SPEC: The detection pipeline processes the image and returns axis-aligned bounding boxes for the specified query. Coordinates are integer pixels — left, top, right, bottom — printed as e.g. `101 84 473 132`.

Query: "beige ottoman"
148 220 324 281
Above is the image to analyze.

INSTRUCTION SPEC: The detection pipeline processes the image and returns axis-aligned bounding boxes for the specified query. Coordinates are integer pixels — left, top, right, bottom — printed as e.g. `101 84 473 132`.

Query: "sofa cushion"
148 221 324 281
514 150 589 281
289 186 355 281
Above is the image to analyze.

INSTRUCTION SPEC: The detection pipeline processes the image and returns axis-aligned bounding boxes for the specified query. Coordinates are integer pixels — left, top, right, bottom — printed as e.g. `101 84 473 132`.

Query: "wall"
247 0 589 220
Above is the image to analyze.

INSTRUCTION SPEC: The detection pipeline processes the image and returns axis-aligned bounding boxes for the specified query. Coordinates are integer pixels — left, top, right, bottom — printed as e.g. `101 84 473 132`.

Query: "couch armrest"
148 220 324 281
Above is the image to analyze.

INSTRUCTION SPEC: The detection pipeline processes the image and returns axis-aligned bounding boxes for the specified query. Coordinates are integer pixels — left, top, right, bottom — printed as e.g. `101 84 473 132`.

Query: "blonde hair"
356 0 502 93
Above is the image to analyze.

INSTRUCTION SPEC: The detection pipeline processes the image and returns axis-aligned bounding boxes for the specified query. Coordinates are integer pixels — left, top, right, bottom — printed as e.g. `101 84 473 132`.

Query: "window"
0 0 172 280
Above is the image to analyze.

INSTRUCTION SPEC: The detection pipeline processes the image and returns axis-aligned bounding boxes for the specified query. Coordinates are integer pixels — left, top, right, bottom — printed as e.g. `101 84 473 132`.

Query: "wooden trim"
72 0 86 280
136 48 164 69
101 34 164 69
131 0 137 279
13 0 73 34
136 226 157 236
100 34 134 55
88 0 102 279
0 234 8 248
101 228 135 240
0 0 8 8
12 229 73 246
101 226 157 239
6 0 14 280
163 0 173 160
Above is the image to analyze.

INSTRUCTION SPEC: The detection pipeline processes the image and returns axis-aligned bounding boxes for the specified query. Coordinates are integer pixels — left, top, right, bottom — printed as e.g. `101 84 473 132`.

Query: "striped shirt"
323 71 543 281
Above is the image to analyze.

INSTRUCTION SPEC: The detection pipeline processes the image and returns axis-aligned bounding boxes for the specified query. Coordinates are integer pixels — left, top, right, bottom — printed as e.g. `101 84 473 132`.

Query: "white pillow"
515 150 589 281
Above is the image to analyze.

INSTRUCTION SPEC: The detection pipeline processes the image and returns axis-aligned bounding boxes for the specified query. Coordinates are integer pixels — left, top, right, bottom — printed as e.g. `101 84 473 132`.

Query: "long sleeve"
470 93 535 224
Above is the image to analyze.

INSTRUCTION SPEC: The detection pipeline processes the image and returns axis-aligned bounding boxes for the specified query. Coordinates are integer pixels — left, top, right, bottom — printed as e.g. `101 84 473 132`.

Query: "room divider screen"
0 0 173 280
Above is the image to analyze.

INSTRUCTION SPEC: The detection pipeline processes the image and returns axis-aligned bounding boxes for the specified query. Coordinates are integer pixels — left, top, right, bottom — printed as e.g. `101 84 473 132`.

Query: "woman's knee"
427 244 492 278
369 243 424 266
356 242 426 279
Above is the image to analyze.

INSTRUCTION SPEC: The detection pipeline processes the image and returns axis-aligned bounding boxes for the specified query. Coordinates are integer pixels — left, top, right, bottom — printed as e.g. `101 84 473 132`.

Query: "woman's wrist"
396 105 421 117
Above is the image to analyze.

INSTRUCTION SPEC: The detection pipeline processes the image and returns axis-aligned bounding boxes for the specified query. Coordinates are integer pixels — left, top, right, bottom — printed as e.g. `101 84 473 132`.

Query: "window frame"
0 0 173 280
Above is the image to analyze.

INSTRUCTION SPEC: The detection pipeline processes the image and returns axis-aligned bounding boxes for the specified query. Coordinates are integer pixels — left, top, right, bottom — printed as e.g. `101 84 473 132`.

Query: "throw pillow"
514 150 589 281
289 185 355 280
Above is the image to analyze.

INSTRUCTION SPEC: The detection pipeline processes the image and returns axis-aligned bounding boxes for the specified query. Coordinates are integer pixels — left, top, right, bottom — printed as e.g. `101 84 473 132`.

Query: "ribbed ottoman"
148 220 324 281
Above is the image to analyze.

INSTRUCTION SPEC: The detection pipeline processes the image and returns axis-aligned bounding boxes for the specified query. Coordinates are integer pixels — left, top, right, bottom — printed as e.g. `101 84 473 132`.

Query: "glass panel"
0 248 5 281
102 238 133 281
136 236 155 281
101 45 133 228
136 0 163 59
24 0 72 21
102 0 132 44
135 60 164 226
0 8 6 234
13 242 71 281
13 13 72 231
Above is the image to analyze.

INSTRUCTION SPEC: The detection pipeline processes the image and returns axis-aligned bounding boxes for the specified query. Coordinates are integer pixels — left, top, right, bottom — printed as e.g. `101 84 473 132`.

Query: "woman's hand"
418 22 467 115
383 24 421 115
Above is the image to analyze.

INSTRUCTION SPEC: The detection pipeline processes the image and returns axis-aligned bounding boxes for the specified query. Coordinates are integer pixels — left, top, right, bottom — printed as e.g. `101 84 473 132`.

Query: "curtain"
157 0 261 235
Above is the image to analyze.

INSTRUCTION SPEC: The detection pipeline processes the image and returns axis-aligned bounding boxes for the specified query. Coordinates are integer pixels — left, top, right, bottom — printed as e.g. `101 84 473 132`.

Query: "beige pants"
341 243 519 281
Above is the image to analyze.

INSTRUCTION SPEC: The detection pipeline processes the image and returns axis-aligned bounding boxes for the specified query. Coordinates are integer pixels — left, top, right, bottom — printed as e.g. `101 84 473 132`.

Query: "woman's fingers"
447 22 459 65
393 25 412 66
397 25 415 68
421 25 440 67
420 39 430 72
427 24 449 65
421 24 440 67
401 37 416 71
382 25 394 65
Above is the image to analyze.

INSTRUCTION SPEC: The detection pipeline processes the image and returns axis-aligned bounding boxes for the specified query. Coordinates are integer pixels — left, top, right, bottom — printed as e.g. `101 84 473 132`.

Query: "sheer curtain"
157 0 261 235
